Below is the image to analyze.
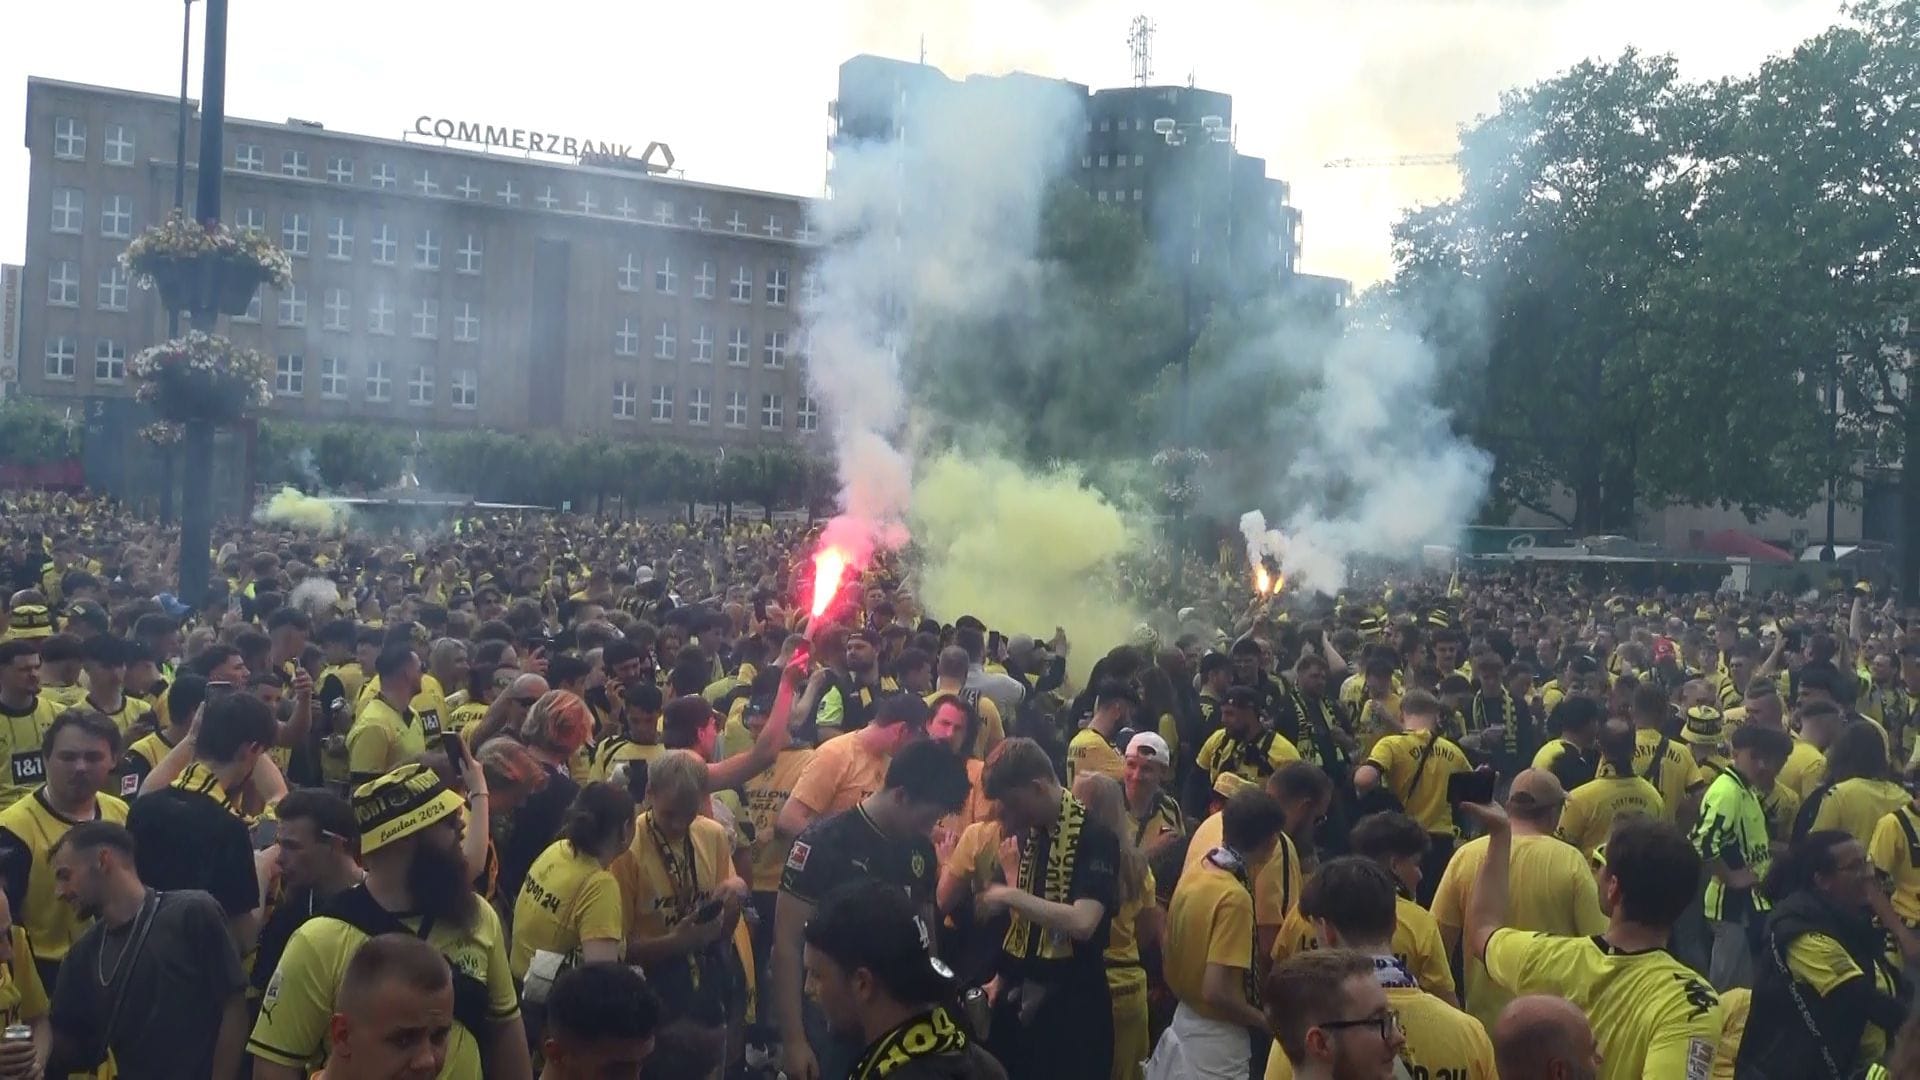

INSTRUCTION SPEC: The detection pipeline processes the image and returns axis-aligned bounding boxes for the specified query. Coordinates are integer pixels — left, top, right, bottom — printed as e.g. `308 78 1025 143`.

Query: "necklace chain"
95 889 158 988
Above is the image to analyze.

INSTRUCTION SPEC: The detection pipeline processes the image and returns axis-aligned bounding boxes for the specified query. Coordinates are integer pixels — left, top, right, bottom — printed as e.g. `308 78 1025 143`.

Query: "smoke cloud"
256 486 349 533
804 67 1084 567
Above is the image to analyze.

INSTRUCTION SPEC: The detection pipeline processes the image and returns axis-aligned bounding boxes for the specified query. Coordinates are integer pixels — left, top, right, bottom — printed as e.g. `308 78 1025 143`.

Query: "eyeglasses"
1320 1009 1402 1043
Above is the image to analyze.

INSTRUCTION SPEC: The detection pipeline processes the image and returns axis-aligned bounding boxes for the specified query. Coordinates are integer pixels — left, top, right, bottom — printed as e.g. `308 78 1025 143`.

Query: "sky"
0 0 1849 288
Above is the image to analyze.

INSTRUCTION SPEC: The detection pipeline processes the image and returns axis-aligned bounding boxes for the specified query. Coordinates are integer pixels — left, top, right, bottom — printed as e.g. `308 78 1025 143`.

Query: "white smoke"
1238 323 1490 595
289 577 342 618
804 69 1085 566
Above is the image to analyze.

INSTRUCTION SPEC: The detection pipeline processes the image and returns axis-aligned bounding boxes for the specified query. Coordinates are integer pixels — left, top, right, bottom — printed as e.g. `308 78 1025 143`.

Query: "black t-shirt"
495 762 577 915
124 786 258 917
780 804 938 908
50 889 247 1079
993 818 1119 983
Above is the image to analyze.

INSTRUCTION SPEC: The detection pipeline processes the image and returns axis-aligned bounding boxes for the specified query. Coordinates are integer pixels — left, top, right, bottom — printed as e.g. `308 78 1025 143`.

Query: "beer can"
1 1025 30 1043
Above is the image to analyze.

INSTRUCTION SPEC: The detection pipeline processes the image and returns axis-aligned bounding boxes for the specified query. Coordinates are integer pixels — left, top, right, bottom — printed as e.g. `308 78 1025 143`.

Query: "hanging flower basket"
120 210 293 317
138 421 184 447
130 332 273 426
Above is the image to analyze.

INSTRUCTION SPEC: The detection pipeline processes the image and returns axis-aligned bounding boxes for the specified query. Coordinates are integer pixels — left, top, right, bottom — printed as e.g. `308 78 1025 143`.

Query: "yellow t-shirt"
786 733 888 819
1162 859 1255 1024
0 698 61 811
83 693 152 737
608 812 734 946
1869 805 1920 924
36 686 84 713
1558 776 1665 856
1363 731 1473 835
1809 778 1911 847
345 697 428 781
0 788 131 965
1066 728 1126 787
1711 987 1750 1080
1265 983 1495 1080
944 820 1005 895
924 689 1004 760
1270 896 1454 1001
1185 812 1302 929
587 735 667 784
1430 834 1608 1033
447 701 489 735
248 899 520 1078
1194 727 1300 788
742 749 815 893
1104 867 1158 967
510 840 625 980
1484 929 1721 1080
1777 737 1828 802
1785 931 1897 1065
0 926 47 1027
1595 729 1694 822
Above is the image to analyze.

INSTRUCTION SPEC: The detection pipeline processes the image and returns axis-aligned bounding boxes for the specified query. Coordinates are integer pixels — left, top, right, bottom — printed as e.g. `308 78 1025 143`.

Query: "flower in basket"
119 209 294 292
131 331 275 423
138 421 184 447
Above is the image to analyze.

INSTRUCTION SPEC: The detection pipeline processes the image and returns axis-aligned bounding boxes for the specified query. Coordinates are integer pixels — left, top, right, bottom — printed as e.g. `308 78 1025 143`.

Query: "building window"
371 162 396 189
798 395 819 432
455 175 479 200
802 270 821 305
415 229 439 271
578 190 598 215
691 325 713 363
411 298 439 339
47 261 78 306
323 288 350 331
1133 189 1143 201
613 380 637 420
691 206 711 230
797 221 815 243
729 266 752 303
1134 154 1144 166
282 149 309 178
408 366 434 406
615 318 640 357
794 330 812 371
320 356 347 399
616 196 636 220
278 284 306 327
688 387 710 425
366 360 391 401
694 261 716 300
368 293 395 335
765 267 788 307
372 223 396 265
100 195 132 240
655 257 677 294
237 206 265 234
726 210 747 234
51 188 82 234
44 337 75 379
1098 155 1109 168
275 353 304 395
725 390 746 427
498 180 520 205
413 169 439 196
326 217 353 260
763 331 787 369
1100 119 1110 132
98 266 128 311
104 124 134 165
764 214 782 238
1081 155 1092 169
235 288 261 323
454 303 479 342
617 253 642 291
654 201 674 225
281 212 309 256
95 340 126 383
726 327 749 366
452 368 477 409
650 385 673 423
326 156 353 183
456 235 481 275
654 322 676 360
761 393 783 430
234 143 263 172
535 186 558 211
53 117 85 160
1097 191 1108 203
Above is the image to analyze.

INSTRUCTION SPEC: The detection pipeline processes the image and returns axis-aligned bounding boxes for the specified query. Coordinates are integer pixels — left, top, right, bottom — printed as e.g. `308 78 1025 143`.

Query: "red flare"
810 546 850 620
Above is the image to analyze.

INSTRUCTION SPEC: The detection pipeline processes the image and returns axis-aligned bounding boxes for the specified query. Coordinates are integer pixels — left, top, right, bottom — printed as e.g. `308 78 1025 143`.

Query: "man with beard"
975 737 1120 1080
44 821 249 1079
249 789 365 1023
249 763 531 1080
809 627 892 742
1229 639 1287 730
1188 688 1300 814
1277 653 1357 854
803 880 1006 1079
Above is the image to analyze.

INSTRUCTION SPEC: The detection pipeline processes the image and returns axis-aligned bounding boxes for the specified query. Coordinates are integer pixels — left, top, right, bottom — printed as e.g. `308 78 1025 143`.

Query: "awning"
1699 530 1793 564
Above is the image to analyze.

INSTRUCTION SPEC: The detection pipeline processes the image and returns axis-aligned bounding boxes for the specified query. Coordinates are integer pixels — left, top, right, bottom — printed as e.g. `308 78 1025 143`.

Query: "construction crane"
1322 153 1458 169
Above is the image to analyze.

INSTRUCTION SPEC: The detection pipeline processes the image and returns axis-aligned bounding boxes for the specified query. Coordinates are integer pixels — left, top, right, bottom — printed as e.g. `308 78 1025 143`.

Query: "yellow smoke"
256 487 348 533
910 452 1142 686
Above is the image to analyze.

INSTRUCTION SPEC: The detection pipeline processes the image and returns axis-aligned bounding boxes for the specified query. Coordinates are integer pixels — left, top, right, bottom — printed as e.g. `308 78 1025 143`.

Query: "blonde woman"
1075 772 1162 1080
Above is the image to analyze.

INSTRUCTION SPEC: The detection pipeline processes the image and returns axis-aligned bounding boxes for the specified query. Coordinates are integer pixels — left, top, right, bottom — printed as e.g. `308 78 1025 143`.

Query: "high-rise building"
16 76 828 449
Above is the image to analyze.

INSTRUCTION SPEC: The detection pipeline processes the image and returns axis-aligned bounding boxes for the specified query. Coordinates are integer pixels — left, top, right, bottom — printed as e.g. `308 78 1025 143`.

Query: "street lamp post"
159 0 197 526
176 0 228 608
1154 114 1231 602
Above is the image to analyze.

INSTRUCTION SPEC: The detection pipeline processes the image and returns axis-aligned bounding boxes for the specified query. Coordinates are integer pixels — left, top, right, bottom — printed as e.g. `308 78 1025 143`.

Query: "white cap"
1125 731 1172 763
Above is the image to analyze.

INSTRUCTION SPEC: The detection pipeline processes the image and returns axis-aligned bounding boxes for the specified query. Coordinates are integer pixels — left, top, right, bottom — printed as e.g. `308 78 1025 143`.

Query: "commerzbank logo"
411 117 674 173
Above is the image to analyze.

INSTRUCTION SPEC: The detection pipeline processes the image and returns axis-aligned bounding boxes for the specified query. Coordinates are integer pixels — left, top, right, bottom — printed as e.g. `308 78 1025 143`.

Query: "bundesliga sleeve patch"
1685 1037 1713 1080
120 773 139 797
786 840 811 871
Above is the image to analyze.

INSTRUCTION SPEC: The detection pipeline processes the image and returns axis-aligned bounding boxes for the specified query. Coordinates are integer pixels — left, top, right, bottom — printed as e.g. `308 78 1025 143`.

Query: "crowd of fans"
1 490 1920 1079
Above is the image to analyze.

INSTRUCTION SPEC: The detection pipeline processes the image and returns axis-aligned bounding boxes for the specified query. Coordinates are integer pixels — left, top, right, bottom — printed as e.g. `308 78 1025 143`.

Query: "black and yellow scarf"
172 760 242 816
1004 794 1086 961
852 1005 971 1079
1205 846 1261 1007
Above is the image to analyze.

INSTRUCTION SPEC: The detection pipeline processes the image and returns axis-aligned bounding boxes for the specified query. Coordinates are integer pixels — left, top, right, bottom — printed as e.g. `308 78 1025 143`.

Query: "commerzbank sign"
412 116 674 172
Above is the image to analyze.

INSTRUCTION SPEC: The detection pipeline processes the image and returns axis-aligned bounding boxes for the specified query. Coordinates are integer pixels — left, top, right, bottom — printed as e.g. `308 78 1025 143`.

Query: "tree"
0 400 81 465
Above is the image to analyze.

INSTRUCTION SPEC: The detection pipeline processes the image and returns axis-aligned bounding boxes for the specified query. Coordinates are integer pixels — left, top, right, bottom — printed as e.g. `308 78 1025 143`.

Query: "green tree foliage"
0 400 82 465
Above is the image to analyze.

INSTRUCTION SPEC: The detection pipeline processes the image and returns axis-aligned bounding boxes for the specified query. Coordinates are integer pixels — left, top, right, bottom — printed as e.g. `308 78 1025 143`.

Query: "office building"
16 76 826 451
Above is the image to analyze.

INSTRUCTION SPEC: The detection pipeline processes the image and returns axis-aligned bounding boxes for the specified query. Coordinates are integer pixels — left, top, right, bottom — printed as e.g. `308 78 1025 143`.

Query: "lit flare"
810 546 850 620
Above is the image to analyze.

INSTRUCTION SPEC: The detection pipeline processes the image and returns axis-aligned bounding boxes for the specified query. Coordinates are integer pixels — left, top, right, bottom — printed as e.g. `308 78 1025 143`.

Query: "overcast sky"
1 0 1846 287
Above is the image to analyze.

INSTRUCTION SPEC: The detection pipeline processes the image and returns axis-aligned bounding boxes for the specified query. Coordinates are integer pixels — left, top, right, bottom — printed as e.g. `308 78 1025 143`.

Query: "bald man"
1493 995 1601 1080
318 933 454 1080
